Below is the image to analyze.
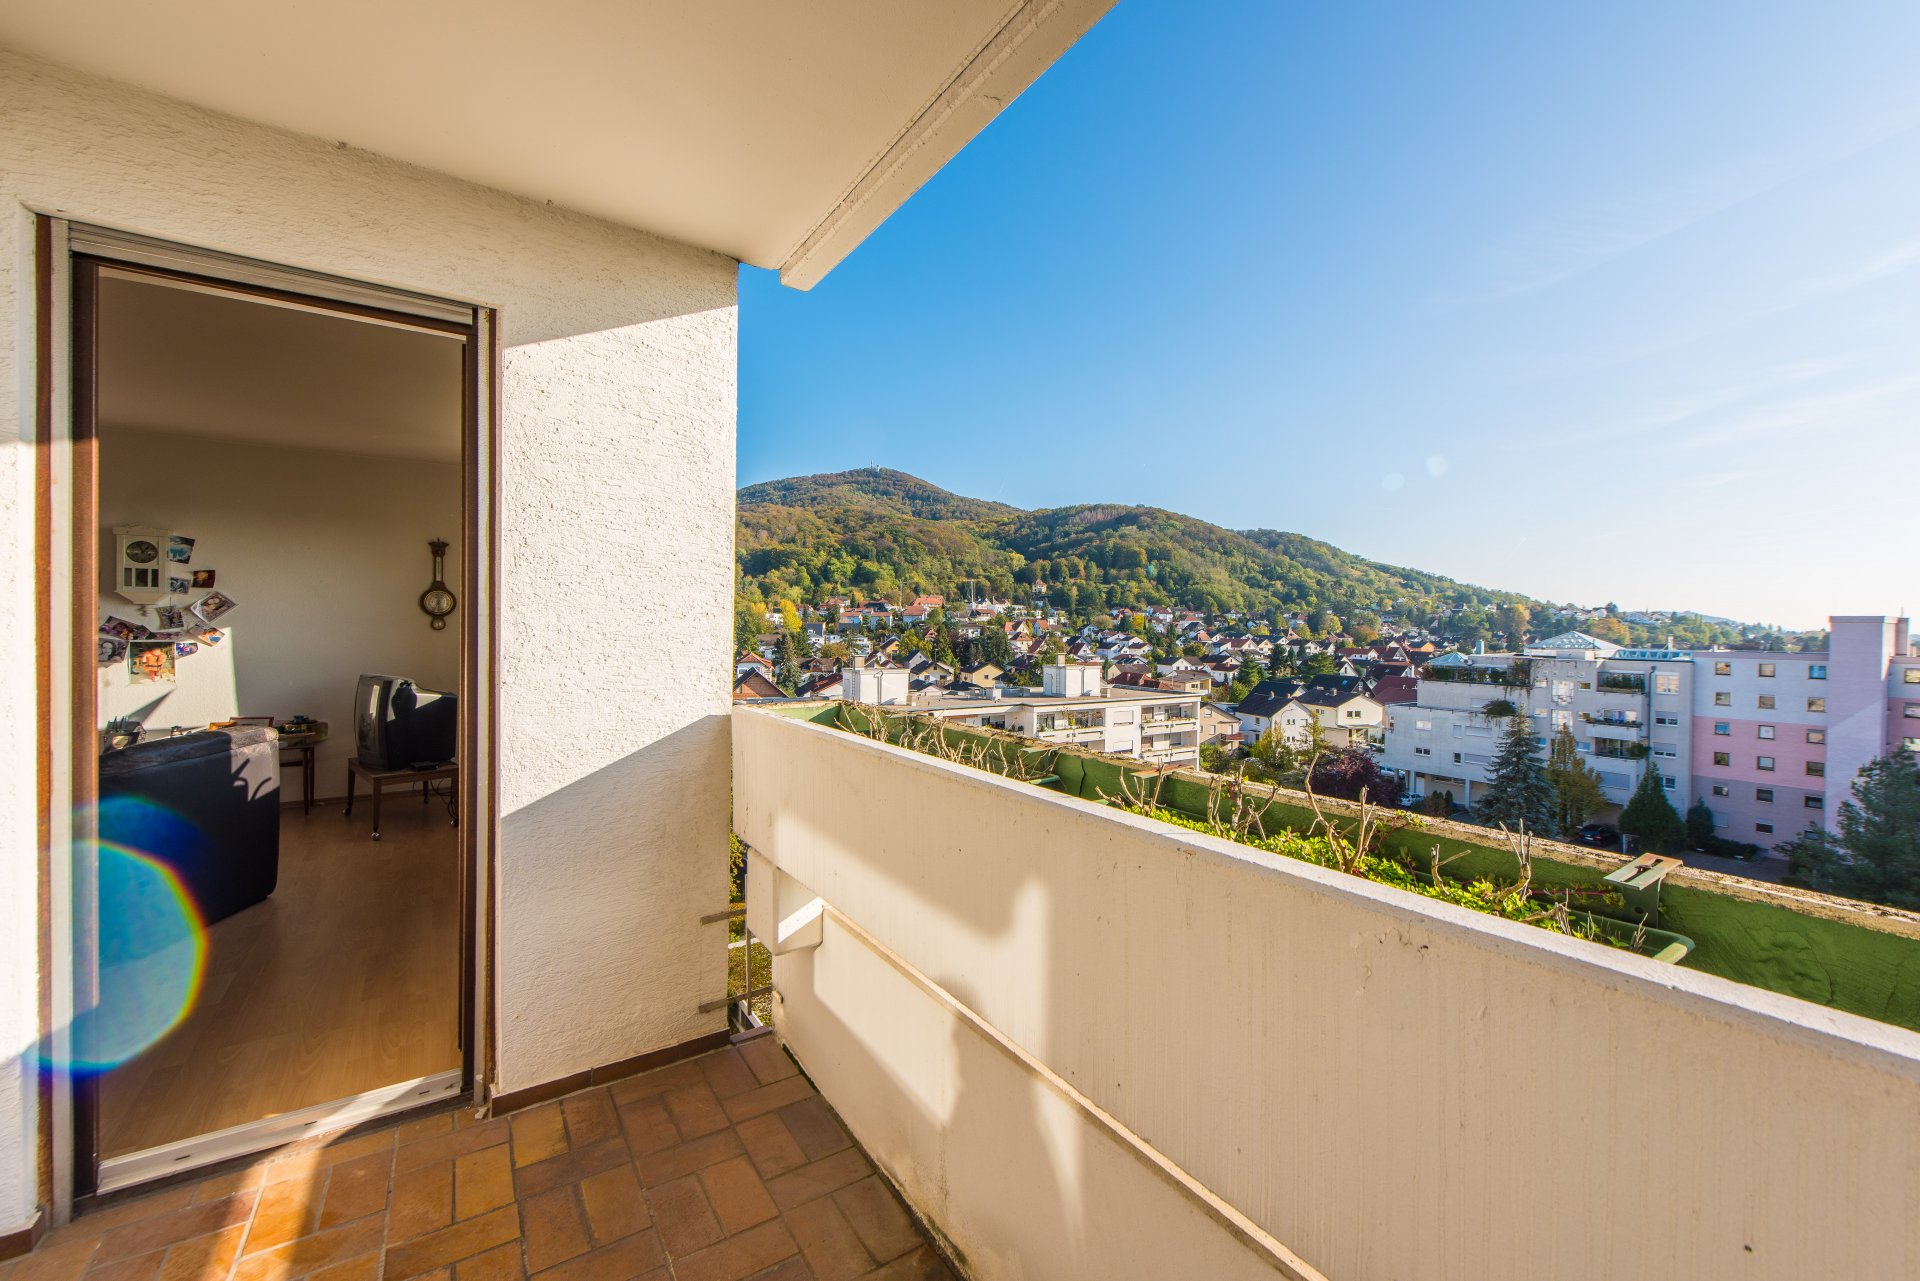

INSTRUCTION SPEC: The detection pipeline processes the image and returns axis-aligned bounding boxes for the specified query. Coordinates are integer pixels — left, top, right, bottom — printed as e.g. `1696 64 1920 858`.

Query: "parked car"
1575 822 1622 849
1395 792 1425 810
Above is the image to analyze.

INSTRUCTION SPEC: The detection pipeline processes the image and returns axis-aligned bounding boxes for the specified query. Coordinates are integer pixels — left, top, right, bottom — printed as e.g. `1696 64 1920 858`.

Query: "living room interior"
87 265 469 1181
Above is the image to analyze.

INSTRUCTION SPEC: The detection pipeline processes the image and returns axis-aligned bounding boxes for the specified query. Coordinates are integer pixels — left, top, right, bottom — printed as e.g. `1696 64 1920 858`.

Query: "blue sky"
738 2 1920 632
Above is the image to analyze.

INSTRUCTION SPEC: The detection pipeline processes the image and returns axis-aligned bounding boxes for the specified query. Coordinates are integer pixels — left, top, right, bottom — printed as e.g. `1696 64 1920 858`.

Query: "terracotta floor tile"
615 1099 678 1160
559 1093 619 1150
735 1040 798 1089
719 1078 813 1127
576 1166 648 1246
525 1232 664 1281
733 1115 807 1183
783 1196 874 1281
662 1087 728 1141
518 1188 588 1274
396 1113 457 1147
190 1167 267 1206
668 1219 799 1281
453 1243 525 1281
243 1179 323 1256
304 1254 382 1281
698 1159 776 1237
647 1177 720 1258
830 1181 918 1267
775 1101 849 1166
856 1245 956 1281
455 1147 516 1222
97 1195 259 1265
155 1223 246 1281
509 1108 567 1172
608 1062 702 1108
72 1189 195 1236
388 1160 454 1244
10 1237 102 1281
80 1250 162 1281
633 1132 742 1190
263 1134 394 1186
745 1259 812 1281
318 1152 393 1230
382 1207 520 1281
11 1042 939 1281
395 1121 509 1175
512 1141 627 1203
765 1150 873 1215
695 1051 758 1102
233 1216 385 1281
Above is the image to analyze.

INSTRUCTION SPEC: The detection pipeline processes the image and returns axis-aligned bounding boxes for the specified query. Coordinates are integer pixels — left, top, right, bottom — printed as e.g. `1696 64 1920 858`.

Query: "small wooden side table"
344 758 458 841
276 724 329 816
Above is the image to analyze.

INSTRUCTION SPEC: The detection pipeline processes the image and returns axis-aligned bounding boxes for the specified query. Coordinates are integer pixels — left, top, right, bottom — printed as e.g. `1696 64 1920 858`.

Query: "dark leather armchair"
98 727 281 925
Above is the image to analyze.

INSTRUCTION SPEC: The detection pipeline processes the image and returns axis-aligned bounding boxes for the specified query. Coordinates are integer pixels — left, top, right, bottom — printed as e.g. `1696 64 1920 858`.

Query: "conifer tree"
1782 754 1920 908
1477 709 1555 835
1619 757 1686 853
1544 725 1607 837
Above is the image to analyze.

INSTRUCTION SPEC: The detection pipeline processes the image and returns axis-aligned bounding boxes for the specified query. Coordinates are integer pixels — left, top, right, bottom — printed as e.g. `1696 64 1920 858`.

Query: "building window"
1805 796 1823 809
1757 755 1776 771
1414 746 1431 757
1655 714 1679 726
1757 725 1775 740
1713 751 1730 766
1415 719 1432 731
1756 788 1774 803
1714 722 1730 736
1807 697 1825 713
1906 669 1920 685
1807 728 1826 744
1662 775 1675 790
1905 706 1920 720
1809 664 1827 680
1452 752 1462 764
1806 761 1825 777
1711 784 1730 797
1714 691 1731 706
1714 661 1731 676
1649 674 1676 695
1757 695 1775 710
1653 746 1677 758
1758 663 1776 678
1905 737 1920 752
1756 822 1774 835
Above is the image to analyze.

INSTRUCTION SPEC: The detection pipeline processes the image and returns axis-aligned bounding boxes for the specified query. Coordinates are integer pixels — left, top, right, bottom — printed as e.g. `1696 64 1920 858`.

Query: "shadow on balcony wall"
495 714 732 1097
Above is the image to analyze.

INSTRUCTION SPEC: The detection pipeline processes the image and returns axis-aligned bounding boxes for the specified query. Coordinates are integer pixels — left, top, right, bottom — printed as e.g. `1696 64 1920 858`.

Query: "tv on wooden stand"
354 674 458 771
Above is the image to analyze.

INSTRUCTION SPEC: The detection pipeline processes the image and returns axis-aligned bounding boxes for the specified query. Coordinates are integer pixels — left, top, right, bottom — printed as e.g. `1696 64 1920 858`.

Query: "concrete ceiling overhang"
0 0 1116 289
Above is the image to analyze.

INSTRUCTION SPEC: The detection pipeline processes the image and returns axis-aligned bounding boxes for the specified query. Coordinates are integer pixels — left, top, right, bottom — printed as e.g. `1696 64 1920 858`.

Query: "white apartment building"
1381 633 1695 814
914 660 1202 765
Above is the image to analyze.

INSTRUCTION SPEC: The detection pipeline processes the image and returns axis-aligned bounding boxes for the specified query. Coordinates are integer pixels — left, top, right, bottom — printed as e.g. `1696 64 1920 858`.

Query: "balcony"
1597 673 1648 693
734 705 1920 1279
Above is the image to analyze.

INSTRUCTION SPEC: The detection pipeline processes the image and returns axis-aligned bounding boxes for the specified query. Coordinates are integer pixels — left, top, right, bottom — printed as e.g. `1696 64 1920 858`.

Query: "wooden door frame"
33 217 500 1214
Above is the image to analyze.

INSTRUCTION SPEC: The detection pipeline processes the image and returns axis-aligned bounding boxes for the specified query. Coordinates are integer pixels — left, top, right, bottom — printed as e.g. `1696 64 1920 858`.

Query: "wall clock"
420 539 457 631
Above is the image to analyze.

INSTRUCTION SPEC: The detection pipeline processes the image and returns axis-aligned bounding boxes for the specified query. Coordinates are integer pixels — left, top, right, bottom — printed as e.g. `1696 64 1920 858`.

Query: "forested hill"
735 468 1796 647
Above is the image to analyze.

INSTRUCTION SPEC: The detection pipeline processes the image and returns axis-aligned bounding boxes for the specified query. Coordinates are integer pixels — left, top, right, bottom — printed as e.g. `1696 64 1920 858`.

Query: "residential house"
732 669 786 701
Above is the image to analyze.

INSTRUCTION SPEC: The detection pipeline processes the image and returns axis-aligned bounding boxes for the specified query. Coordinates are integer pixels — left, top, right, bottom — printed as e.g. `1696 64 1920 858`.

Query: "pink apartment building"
1691 615 1917 850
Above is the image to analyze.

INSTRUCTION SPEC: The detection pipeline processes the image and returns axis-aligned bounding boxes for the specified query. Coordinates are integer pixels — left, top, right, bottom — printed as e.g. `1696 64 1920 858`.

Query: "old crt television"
355 675 458 770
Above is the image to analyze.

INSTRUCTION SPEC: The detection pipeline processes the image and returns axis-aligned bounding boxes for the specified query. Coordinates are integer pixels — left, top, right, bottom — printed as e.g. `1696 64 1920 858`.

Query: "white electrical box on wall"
112 525 184 606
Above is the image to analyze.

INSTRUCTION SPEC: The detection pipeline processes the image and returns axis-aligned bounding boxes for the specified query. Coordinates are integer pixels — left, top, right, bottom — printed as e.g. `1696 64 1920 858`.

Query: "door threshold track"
97 1070 464 1193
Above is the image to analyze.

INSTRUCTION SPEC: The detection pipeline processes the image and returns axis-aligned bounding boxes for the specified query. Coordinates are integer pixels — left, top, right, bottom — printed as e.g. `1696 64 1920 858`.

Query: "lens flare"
55 797 208 1074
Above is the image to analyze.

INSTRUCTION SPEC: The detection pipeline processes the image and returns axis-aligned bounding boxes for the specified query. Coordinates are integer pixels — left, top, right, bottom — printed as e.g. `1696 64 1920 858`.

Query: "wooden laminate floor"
100 796 461 1157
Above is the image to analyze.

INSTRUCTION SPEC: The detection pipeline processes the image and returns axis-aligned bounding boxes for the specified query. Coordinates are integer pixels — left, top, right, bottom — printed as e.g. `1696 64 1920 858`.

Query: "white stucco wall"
0 49 736 1231
735 708 1920 1281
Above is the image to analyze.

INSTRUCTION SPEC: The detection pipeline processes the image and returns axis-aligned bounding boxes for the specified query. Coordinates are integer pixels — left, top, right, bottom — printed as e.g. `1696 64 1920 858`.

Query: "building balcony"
733 705 1920 1280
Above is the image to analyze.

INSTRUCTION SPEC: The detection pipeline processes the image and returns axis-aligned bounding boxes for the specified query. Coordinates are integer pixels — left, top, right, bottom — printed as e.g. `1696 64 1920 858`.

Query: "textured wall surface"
0 49 737 1230
736 708 1920 1281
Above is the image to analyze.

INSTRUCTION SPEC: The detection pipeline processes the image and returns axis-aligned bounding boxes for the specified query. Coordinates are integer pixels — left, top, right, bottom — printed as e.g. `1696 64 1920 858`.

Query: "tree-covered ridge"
735 469 1806 647
738 467 1020 522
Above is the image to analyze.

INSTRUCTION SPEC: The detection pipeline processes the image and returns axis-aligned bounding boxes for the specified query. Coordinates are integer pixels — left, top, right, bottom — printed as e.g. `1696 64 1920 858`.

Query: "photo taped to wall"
128 639 176 684
167 535 195 564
